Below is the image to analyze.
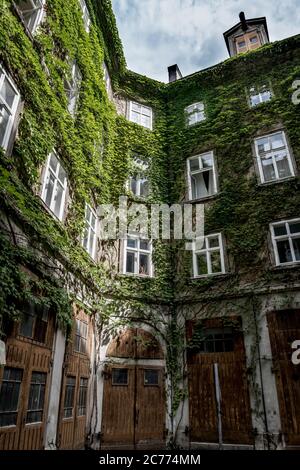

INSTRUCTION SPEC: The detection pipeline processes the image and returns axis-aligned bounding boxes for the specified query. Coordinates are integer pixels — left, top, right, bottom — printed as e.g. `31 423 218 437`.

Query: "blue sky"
111 0 300 82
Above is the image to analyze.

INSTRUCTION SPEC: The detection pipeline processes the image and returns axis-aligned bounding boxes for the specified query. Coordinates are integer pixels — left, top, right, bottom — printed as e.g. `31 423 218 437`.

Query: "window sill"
39 198 65 226
186 193 219 204
190 272 228 280
118 273 154 279
270 262 300 271
256 176 297 188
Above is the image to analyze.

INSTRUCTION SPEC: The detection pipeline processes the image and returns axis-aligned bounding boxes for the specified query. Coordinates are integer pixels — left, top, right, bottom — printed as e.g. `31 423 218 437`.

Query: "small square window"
185 102 205 126
249 85 272 107
112 369 128 385
144 369 159 386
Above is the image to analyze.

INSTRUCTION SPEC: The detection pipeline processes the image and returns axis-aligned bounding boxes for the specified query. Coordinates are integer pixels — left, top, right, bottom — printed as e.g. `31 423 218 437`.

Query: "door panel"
267 310 300 445
187 318 253 444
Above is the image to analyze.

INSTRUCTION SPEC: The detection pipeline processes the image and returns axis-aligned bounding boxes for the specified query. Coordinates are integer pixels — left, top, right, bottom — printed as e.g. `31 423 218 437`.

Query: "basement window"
26 372 46 424
0 66 21 152
185 102 206 126
187 151 217 200
128 158 149 198
65 61 82 117
41 152 68 221
79 0 91 32
82 203 98 259
192 234 225 277
129 101 153 130
0 368 23 427
270 219 300 266
15 0 45 35
249 85 272 107
124 237 153 277
254 131 294 183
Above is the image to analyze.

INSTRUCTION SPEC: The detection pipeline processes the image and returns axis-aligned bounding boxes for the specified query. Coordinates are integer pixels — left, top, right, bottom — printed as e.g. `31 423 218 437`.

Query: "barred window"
26 372 46 423
77 377 88 416
0 367 23 427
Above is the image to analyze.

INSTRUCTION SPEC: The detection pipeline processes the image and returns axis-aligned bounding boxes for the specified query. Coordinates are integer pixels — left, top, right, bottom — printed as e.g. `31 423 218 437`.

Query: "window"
63 376 76 419
271 219 300 266
19 302 49 344
187 151 217 200
82 203 97 259
192 234 225 277
196 328 234 353
65 61 82 116
250 35 258 44
144 369 159 386
254 131 294 183
41 152 68 221
123 238 153 277
15 0 45 35
112 369 128 385
26 372 46 424
74 319 88 354
185 102 206 126
238 39 246 49
0 367 23 427
0 66 21 151
129 101 152 130
249 85 272 107
79 0 91 32
128 158 149 198
103 62 111 94
78 378 88 416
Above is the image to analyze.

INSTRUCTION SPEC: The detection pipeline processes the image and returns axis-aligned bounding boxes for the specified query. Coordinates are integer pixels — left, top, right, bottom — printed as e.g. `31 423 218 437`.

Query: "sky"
111 0 300 82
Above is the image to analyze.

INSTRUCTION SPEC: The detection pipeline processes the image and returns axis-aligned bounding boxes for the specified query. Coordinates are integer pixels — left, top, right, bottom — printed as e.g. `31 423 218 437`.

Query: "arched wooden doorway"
101 328 166 450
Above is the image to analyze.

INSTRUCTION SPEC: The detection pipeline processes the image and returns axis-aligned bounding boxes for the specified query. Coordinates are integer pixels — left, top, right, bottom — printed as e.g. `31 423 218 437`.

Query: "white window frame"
249 85 272 107
192 233 226 277
0 66 21 151
15 0 45 35
186 151 217 201
129 101 153 130
270 218 300 266
254 131 295 184
127 158 149 198
185 102 206 126
82 203 97 259
79 0 91 33
123 237 153 277
65 61 82 117
41 151 68 221
103 62 111 94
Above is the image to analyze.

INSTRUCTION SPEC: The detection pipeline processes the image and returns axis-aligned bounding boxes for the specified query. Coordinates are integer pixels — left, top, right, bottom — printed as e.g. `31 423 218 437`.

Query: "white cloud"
112 0 300 82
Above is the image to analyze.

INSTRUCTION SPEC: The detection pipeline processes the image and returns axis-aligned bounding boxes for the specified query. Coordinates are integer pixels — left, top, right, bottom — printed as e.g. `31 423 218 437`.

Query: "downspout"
252 296 270 449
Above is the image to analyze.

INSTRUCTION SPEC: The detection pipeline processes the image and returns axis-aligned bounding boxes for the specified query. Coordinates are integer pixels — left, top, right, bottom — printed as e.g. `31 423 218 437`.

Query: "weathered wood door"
187 318 253 444
0 304 54 450
57 308 92 450
267 310 300 446
101 328 165 449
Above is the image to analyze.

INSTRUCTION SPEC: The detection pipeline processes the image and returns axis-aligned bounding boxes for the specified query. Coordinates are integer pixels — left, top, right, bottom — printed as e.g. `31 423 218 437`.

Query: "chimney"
168 64 183 83
239 11 248 31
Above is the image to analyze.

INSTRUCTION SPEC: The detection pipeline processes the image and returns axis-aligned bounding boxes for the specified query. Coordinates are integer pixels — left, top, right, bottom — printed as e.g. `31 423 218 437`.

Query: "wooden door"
101 365 165 449
187 318 253 444
57 308 92 450
267 310 300 446
0 306 54 450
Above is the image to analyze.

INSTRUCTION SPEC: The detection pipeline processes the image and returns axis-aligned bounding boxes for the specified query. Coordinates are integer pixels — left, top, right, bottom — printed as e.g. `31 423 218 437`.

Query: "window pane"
289 222 300 234
127 239 137 248
144 369 159 385
53 183 64 218
141 114 150 128
131 111 140 124
275 151 291 179
58 165 67 185
257 137 270 154
0 107 10 146
191 170 213 198
201 154 213 168
44 172 55 208
140 179 149 198
78 377 88 416
130 177 137 195
250 94 260 107
270 133 284 149
63 376 75 418
196 253 208 275
292 238 300 261
277 240 292 263
189 158 200 172
49 153 58 172
210 250 222 273
112 369 128 385
1 77 17 109
261 156 276 181
274 224 287 236
0 367 23 427
20 312 34 338
88 230 95 256
140 240 150 251
26 372 46 424
250 36 258 44
126 251 135 273
261 90 272 102
139 253 149 275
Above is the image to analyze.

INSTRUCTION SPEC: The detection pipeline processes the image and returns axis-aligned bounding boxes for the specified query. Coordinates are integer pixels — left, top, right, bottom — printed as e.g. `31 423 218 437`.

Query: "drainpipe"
252 297 270 449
